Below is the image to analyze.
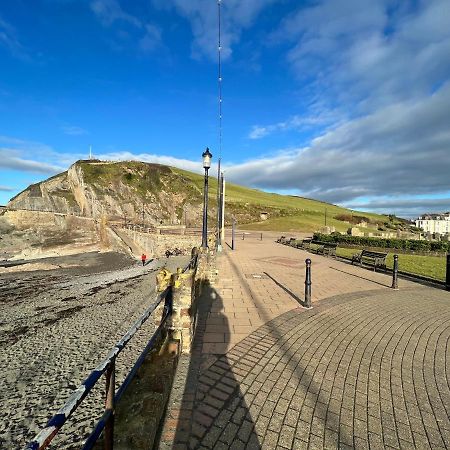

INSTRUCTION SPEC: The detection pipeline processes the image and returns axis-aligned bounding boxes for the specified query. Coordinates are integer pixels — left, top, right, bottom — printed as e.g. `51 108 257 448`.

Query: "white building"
415 213 450 234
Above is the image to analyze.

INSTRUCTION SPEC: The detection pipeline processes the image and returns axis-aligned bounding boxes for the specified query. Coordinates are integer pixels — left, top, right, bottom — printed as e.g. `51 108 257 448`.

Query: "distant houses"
415 212 450 236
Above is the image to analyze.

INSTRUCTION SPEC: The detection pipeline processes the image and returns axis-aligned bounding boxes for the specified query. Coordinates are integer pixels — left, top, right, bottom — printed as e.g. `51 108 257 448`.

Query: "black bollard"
231 220 235 250
242 233 245 240
446 252 450 291
305 258 312 308
391 254 399 289
260 233 263 241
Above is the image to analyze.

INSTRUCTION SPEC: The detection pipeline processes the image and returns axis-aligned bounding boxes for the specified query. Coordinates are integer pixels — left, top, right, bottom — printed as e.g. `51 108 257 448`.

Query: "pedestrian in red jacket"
141 253 147 266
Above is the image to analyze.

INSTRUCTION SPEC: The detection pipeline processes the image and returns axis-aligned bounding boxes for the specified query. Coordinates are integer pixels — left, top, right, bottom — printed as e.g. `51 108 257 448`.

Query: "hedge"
313 233 449 253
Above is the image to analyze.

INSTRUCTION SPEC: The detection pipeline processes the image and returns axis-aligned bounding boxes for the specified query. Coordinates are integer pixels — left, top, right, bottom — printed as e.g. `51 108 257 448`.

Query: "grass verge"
334 246 446 282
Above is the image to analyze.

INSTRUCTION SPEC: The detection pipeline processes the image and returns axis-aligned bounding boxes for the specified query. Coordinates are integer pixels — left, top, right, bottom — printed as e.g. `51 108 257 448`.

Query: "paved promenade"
160 235 450 449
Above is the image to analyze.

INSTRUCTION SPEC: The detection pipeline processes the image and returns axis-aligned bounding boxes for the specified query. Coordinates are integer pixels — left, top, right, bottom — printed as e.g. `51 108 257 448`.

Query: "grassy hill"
171 168 393 232
9 160 399 233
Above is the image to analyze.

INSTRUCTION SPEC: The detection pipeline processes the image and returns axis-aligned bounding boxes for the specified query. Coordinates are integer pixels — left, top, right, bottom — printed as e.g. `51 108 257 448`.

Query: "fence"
26 255 198 450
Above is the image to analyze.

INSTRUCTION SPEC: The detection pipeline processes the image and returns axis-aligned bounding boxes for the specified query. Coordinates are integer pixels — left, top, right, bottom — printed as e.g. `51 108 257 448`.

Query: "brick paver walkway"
159 236 450 449
202 236 417 355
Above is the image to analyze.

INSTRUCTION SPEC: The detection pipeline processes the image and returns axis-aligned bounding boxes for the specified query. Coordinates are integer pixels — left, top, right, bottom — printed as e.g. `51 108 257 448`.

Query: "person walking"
141 253 147 266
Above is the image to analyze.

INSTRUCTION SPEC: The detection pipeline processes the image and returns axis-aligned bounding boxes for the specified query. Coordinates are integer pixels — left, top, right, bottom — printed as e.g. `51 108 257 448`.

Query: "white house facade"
415 213 450 234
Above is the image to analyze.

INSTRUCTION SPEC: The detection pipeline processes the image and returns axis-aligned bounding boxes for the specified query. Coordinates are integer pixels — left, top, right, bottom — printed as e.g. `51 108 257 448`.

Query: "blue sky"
1 0 449 218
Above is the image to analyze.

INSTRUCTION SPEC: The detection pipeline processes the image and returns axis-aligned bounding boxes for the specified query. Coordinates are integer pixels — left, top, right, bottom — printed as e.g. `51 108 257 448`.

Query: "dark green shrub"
313 233 449 253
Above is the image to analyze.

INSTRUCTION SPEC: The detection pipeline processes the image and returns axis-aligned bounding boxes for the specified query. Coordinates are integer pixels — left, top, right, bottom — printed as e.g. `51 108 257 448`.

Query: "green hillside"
171 167 393 232
11 159 400 233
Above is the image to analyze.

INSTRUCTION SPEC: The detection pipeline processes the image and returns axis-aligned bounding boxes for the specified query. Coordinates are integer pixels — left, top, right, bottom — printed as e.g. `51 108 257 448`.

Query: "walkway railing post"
305 258 312 308
391 254 399 290
446 252 450 291
104 359 116 450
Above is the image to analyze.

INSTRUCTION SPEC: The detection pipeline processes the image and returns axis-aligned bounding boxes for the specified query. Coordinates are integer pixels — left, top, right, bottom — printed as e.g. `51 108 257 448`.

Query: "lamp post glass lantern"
202 148 212 248
202 148 212 169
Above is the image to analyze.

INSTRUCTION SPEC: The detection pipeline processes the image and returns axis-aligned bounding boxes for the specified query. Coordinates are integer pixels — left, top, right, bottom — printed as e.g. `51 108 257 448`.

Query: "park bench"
280 237 296 245
312 241 337 257
301 239 312 250
318 242 337 257
352 249 388 271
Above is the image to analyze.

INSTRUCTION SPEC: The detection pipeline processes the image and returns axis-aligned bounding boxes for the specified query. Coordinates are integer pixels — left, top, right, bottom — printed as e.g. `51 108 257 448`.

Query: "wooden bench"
277 236 294 244
312 241 337 257
294 240 304 249
320 242 337 257
301 239 312 250
352 249 388 271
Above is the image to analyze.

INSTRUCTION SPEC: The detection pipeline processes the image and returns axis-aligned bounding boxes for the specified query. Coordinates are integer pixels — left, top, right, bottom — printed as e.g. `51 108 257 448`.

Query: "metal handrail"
182 254 198 273
25 286 171 450
82 304 171 449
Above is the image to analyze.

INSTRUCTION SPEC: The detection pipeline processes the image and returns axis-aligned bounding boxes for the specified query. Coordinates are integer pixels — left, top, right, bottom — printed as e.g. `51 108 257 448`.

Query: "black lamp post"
201 147 212 248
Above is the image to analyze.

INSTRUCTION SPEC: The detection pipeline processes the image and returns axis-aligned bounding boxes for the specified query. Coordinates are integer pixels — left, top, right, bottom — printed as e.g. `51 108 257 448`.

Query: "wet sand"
0 251 188 449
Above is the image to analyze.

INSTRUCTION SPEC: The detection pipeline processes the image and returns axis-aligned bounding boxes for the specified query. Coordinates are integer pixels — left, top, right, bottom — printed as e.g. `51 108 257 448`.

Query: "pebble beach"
0 251 188 449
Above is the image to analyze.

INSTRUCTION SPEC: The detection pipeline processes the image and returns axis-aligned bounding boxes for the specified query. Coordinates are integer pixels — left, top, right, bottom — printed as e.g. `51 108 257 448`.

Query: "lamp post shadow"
161 283 261 449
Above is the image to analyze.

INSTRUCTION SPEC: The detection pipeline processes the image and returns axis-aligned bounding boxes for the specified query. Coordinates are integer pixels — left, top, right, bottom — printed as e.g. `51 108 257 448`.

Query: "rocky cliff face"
2 160 212 260
7 160 205 226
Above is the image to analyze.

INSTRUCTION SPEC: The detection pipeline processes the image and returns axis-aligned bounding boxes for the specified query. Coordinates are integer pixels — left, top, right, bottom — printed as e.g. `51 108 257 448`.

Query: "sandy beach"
0 251 188 449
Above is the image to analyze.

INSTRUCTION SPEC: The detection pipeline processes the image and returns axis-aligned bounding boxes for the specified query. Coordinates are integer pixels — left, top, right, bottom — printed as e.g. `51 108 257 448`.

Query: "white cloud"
0 149 64 174
61 125 88 136
0 185 14 192
139 24 162 53
0 15 30 60
249 126 270 140
345 197 450 218
225 82 450 210
277 0 450 110
90 0 141 27
96 151 202 174
0 136 71 173
236 0 450 217
248 110 342 139
154 0 278 61
90 0 162 53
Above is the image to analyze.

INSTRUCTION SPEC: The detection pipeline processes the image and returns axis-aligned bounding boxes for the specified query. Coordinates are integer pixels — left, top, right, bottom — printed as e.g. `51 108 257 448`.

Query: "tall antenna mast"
218 0 223 162
216 0 223 250
89 145 92 160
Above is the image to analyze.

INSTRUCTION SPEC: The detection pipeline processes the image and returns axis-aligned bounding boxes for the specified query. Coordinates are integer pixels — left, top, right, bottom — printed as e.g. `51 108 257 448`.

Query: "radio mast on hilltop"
89 145 93 160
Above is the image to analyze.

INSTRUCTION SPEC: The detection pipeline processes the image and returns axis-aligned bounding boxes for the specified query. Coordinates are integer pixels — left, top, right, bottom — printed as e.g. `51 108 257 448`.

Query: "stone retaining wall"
108 250 216 449
120 228 201 258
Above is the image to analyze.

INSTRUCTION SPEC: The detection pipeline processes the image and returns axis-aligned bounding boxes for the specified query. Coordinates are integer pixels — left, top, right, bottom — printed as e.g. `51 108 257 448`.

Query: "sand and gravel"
0 251 189 449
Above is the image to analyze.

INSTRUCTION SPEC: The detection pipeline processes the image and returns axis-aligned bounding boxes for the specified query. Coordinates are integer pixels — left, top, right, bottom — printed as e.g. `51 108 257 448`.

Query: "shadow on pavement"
263 271 305 307
221 252 360 448
160 283 261 449
328 266 390 288
159 248 439 449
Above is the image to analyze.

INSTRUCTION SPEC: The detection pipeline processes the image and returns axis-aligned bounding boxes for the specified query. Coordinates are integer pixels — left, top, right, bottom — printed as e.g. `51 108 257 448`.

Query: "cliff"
7 160 204 226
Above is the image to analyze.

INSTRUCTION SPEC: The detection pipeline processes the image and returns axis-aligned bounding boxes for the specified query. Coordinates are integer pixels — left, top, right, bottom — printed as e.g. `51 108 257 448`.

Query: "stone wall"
170 250 217 353
120 228 201 258
108 250 216 450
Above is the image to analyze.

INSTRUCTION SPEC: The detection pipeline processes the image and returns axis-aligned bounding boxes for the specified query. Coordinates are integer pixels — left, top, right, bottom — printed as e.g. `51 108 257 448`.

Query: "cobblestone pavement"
159 237 450 449
202 236 417 354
